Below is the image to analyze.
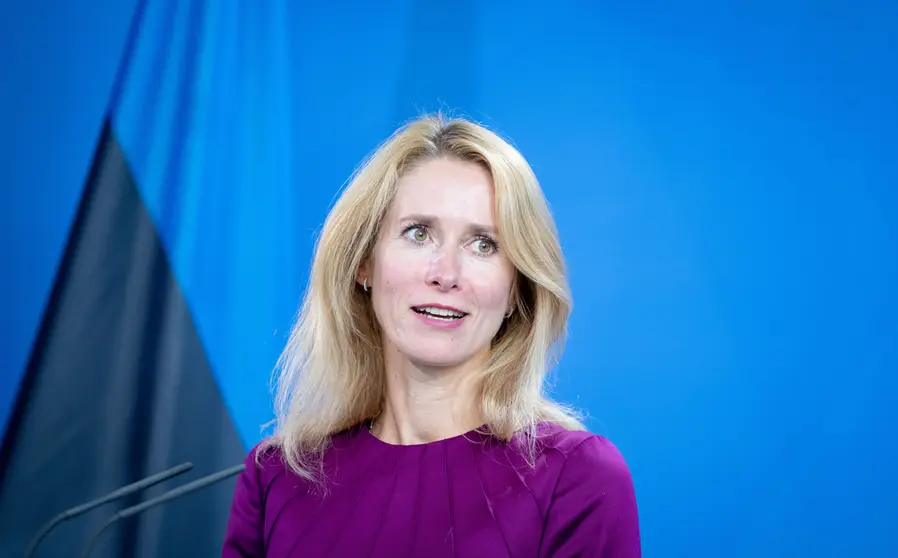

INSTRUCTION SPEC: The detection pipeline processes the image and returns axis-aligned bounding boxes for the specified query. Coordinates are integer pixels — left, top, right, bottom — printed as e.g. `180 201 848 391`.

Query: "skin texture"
358 157 515 445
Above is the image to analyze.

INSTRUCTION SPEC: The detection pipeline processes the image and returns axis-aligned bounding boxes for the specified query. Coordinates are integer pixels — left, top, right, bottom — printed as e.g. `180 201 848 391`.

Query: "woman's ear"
356 259 370 290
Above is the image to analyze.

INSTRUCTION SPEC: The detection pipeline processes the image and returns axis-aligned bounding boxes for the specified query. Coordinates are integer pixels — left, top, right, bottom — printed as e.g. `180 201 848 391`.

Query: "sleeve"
539 435 641 558
221 446 266 557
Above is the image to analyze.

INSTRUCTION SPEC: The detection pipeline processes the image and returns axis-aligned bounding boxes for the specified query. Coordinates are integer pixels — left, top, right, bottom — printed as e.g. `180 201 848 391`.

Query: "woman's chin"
403 345 489 372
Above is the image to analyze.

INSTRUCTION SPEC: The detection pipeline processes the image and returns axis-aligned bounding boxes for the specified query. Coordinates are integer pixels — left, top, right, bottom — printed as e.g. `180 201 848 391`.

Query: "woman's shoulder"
239 426 365 484
244 437 285 463
525 422 634 481
238 438 293 487
529 421 618 452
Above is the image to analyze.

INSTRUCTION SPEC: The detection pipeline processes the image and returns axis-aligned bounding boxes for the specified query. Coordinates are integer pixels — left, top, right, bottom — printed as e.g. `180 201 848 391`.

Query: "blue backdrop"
2 1 896 556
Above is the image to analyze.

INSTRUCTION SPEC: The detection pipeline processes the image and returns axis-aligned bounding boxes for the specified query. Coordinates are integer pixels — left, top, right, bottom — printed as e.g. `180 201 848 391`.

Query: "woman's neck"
373 354 486 445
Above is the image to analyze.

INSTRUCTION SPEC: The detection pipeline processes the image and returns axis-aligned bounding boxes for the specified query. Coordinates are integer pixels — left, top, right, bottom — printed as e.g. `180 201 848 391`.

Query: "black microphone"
23 462 193 558
79 463 246 558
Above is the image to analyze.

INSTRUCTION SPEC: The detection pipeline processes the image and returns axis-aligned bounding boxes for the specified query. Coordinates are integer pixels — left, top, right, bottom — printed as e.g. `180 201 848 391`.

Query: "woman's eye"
471 238 496 255
406 226 429 243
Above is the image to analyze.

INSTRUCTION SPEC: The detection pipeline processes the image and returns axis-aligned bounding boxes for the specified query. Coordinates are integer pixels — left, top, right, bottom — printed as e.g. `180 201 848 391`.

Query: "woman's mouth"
412 306 468 324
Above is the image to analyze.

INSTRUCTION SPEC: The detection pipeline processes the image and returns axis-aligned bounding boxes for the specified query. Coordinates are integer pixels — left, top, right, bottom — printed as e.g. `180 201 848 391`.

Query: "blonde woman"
223 115 641 557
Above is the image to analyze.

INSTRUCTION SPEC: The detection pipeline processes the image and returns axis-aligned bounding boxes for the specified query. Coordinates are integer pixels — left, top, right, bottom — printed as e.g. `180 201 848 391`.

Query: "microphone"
23 462 193 558
79 463 245 558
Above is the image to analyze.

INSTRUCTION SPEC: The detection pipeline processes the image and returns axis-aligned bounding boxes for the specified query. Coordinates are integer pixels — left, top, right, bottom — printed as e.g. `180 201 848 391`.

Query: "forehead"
390 158 497 224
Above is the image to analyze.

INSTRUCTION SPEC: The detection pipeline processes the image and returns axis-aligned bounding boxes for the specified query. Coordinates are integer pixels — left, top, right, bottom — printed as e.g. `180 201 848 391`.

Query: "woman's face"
362 157 516 370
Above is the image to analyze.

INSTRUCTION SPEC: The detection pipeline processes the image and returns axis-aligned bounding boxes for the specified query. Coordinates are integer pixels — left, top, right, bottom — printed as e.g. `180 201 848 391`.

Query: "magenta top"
222 422 641 557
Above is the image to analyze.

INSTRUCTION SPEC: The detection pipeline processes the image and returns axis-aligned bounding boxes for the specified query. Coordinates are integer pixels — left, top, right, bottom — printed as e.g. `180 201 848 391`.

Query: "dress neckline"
359 420 490 450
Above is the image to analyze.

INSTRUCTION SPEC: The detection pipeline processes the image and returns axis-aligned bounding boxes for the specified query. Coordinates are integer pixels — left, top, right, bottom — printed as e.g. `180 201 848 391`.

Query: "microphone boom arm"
79 463 246 558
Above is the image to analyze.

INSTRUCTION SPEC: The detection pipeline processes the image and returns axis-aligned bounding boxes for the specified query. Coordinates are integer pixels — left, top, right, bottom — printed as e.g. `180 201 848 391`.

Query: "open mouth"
412 306 468 321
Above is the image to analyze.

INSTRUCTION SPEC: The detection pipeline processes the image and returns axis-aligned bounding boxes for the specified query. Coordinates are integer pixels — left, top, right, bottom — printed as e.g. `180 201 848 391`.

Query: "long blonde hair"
261 113 584 481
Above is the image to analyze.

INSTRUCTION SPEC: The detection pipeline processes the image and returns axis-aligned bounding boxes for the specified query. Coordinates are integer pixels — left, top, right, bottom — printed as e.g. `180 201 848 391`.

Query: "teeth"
416 306 465 319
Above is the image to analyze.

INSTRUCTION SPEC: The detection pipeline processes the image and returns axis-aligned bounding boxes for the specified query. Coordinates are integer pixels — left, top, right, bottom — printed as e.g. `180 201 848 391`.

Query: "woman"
223 115 641 557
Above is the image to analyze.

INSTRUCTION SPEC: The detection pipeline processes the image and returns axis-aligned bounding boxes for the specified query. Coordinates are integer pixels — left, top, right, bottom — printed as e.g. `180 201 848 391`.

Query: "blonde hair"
261 113 584 481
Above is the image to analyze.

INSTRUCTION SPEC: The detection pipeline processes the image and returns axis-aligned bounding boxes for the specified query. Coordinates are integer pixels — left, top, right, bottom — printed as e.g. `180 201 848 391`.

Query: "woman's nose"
425 249 460 291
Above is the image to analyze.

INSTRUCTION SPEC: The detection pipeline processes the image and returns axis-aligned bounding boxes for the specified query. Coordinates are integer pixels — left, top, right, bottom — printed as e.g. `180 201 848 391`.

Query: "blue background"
2 1 896 556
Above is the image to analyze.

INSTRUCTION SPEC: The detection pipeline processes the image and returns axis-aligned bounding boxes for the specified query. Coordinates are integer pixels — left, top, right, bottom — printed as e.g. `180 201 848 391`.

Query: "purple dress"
222 422 641 557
